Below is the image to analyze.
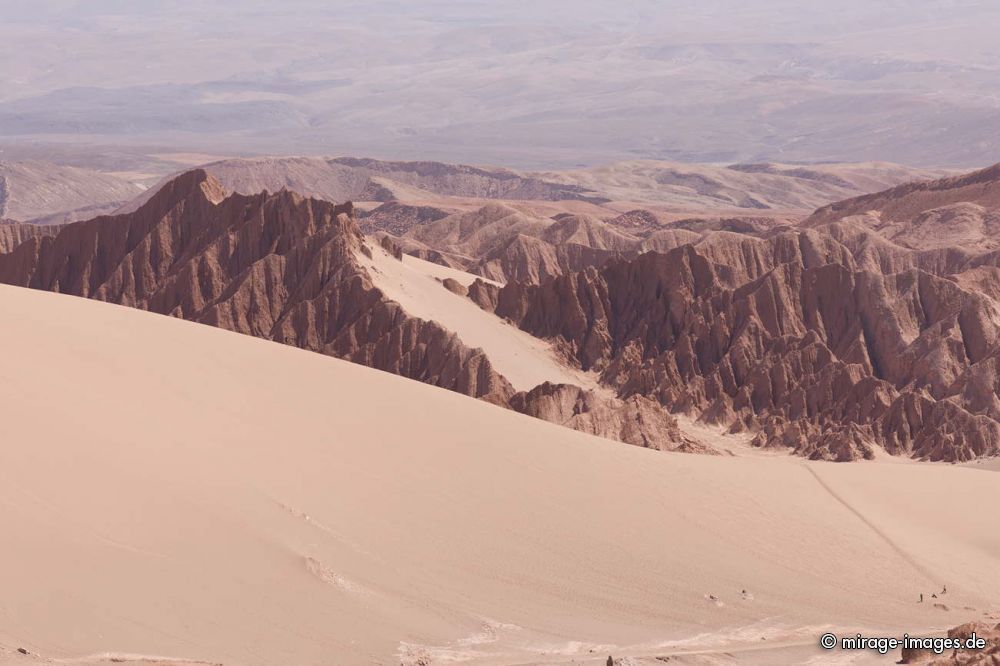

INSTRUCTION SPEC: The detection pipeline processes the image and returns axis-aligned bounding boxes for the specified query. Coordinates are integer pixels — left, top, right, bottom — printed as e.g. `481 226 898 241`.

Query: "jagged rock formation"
481 224 1000 462
377 203 796 286
0 220 61 253
509 383 713 454
900 621 1000 664
0 170 513 405
607 209 663 233
0 161 141 223
357 201 450 234
377 204 655 284
0 169 687 453
15 163 997 461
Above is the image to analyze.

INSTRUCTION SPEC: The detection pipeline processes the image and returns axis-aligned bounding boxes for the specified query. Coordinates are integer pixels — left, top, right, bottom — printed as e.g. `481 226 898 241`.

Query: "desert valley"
3 2 1000 665
1 152 999 666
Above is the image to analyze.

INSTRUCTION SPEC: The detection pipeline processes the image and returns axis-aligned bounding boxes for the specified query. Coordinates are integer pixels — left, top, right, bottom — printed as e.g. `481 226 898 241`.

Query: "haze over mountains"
2 1 999 167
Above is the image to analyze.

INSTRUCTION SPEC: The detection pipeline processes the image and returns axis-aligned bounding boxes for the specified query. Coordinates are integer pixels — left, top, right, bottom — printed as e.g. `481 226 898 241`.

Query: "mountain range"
5 160 1000 463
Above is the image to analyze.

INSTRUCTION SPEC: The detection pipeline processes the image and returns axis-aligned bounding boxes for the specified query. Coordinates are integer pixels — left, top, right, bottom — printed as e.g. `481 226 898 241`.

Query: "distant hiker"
920 593 924 603
607 656 614 666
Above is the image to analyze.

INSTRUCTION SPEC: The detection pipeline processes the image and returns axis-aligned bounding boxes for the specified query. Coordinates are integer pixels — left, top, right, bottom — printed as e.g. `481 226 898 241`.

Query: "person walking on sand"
607 656 614 666
919 593 924 603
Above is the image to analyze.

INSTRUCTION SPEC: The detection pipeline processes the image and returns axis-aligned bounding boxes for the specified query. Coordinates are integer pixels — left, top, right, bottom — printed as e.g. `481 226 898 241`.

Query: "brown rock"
0 170 514 405
485 218 1000 461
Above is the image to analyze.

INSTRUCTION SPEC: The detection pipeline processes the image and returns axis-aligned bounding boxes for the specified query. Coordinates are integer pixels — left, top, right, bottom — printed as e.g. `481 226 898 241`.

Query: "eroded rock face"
509 383 713 454
900 621 1000 664
0 170 514 405
357 201 450 235
378 205 646 284
485 230 1000 461
0 220 61 254
0 169 686 452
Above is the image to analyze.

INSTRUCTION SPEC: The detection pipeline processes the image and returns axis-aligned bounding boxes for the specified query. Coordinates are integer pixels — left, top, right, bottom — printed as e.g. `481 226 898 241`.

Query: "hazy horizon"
2 0 999 168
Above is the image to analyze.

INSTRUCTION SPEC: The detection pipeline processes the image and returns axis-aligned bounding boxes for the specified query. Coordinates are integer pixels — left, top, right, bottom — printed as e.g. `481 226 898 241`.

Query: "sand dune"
358 244 598 392
1 284 999 665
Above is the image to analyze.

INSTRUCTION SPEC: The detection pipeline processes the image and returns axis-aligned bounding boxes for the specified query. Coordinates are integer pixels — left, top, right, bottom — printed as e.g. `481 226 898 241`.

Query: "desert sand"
1 284 998 665
358 244 600 392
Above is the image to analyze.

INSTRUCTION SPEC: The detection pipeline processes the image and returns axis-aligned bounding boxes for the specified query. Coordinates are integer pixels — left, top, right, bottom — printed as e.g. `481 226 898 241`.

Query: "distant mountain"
123 156 609 214
0 161 142 223
539 160 951 212
329 157 609 203
805 163 1000 251
121 157 944 224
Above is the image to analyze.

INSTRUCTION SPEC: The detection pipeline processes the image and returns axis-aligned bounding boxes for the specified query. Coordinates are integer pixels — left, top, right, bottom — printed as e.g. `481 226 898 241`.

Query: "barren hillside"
0 161 142 223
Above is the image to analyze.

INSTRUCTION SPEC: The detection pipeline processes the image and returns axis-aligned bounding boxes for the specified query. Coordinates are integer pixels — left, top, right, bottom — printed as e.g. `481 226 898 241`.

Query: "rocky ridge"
0 170 688 453
805 163 1000 251
0 220 61 253
473 222 1000 461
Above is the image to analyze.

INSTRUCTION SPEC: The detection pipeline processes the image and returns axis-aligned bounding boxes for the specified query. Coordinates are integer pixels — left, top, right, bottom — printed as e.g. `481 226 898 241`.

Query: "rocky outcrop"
0 220 61 253
0 169 687 453
509 383 714 454
607 209 662 233
900 621 1000 664
378 205 646 284
0 170 514 405
484 230 1000 461
357 201 450 234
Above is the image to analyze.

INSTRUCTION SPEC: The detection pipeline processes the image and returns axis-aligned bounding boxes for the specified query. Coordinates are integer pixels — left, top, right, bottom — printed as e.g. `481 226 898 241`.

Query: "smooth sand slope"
1 285 999 665
358 245 600 391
